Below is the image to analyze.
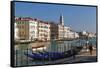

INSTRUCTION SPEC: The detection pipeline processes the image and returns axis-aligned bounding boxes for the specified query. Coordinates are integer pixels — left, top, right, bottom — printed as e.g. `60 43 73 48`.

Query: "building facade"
15 17 38 41
38 20 50 41
88 32 96 38
58 14 65 39
14 22 19 40
58 24 64 39
50 22 58 39
58 14 79 39
63 26 70 38
15 18 29 40
29 19 38 41
15 14 80 41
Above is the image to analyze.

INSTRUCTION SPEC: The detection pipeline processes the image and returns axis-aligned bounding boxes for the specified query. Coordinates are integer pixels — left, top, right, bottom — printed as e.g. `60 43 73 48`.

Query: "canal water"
14 38 97 66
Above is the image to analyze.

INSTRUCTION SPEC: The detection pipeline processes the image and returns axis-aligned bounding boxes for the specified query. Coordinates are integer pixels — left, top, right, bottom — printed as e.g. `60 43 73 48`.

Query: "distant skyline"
15 2 97 33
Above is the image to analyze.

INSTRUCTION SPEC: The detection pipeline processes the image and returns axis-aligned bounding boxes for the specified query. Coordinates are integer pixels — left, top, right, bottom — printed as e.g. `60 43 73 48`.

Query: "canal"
14 38 97 66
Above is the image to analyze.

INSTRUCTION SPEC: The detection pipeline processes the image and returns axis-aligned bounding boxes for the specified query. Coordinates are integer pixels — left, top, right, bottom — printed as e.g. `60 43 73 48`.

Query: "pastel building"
15 14 80 41
58 24 64 39
15 18 29 40
58 14 79 39
38 20 50 41
88 32 96 37
15 17 38 40
29 19 38 40
63 26 71 38
66 31 79 39
58 14 65 39
14 22 19 40
82 31 88 36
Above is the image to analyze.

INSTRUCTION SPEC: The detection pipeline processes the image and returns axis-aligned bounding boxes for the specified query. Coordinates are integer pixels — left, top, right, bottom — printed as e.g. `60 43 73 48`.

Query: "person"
72 49 76 59
88 43 93 55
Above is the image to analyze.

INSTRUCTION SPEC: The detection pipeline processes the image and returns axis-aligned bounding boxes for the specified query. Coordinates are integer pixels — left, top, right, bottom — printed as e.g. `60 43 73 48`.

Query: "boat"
24 46 83 60
25 50 77 60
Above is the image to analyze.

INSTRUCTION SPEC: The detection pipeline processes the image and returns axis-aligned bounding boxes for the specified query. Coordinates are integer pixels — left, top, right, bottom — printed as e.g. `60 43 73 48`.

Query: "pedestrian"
72 49 76 59
88 43 93 55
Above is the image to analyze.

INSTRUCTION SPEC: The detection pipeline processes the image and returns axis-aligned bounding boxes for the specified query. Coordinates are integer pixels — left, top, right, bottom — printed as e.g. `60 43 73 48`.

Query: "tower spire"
60 13 64 26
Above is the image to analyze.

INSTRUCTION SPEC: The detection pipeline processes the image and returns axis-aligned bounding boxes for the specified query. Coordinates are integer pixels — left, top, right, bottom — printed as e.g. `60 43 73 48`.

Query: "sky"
15 2 97 33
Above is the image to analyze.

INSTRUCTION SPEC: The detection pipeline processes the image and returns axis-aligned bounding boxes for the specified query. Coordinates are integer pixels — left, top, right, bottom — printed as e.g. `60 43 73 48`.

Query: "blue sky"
15 2 96 33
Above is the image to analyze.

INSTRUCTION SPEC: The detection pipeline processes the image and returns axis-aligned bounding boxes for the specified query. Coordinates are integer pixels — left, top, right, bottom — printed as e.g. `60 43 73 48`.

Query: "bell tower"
60 14 64 26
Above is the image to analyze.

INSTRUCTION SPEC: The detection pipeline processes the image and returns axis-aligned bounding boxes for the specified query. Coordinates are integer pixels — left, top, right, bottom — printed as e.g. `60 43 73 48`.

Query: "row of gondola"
24 46 83 60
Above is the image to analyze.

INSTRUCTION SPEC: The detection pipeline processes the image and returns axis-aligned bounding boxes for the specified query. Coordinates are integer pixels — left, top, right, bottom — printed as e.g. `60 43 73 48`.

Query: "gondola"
24 50 76 60
24 46 83 60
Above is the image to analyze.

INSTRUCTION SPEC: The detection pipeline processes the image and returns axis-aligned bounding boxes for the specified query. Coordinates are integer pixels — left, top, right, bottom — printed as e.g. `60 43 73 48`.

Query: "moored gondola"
24 46 83 60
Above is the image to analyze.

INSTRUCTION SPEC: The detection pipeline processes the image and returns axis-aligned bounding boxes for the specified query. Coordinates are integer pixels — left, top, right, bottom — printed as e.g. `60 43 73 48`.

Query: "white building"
15 15 80 41
82 31 88 36
29 19 38 41
64 26 70 38
15 17 38 41
58 14 79 39
14 22 19 40
74 32 79 38
58 24 64 39
58 14 65 39
64 27 79 39
38 20 50 41
88 33 96 37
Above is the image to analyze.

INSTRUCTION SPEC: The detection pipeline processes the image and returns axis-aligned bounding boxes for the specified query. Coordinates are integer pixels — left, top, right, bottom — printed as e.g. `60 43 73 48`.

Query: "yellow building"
15 18 29 40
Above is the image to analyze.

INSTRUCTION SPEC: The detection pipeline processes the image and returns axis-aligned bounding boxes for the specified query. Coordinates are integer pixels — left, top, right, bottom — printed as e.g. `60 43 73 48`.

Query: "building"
15 18 29 40
14 22 19 40
15 14 80 41
50 22 58 39
74 32 79 38
38 20 50 41
58 24 64 39
82 31 88 36
15 17 38 40
88 32 96 38
59 14 64 26
63 26 71 38
58 14 64 39
57 14 79 39
15 17 50 41
29 18 38 41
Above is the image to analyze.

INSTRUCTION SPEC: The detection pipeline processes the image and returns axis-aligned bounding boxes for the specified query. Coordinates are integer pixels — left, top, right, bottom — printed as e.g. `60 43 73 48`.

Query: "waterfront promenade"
78 49 96 56
43 49 97 64
63 49 96 63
